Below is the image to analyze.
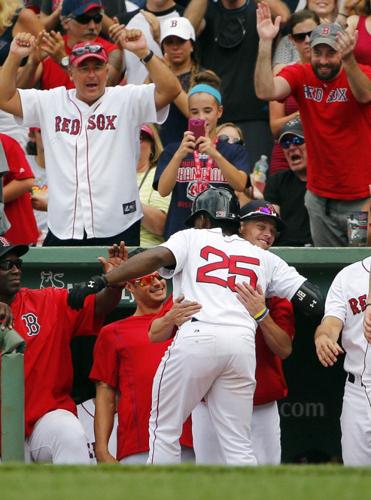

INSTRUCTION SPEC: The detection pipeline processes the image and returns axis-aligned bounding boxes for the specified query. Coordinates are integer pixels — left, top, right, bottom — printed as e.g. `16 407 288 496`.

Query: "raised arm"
109 25 181 110
254 2 291 101
314 316 344 367
0 33 36 117
336 29 371 103
184 0 207 34
68 247 176 310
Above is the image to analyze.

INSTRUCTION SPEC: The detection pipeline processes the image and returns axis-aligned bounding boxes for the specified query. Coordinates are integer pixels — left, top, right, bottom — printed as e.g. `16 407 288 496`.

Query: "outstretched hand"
0 302 13 330
256 2 281 41
98 241 127 288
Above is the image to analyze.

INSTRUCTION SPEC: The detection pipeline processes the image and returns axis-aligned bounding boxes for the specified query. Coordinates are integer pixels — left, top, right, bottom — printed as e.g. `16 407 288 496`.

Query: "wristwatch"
140 50 154 65
60 56 69 69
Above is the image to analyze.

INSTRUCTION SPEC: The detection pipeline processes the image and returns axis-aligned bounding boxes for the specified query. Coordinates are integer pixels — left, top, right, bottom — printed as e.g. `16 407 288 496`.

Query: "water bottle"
252 155 269 193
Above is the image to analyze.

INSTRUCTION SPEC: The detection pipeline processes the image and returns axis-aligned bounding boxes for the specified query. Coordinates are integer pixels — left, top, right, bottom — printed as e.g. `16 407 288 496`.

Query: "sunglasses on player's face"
72 12 103 25
280 135 305 149
71 44 104 56
130 272 161 287
291 30 312 42
0 258 23 271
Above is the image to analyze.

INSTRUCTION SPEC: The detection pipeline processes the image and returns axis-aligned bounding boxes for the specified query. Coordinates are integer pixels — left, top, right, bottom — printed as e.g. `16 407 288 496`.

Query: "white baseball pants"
192 400 280 465
341 377 371 466
148 321 257 465
27 409 90 464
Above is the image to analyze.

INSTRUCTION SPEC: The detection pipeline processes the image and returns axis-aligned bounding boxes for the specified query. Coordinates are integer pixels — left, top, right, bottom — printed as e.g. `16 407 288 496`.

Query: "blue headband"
188 84 222 104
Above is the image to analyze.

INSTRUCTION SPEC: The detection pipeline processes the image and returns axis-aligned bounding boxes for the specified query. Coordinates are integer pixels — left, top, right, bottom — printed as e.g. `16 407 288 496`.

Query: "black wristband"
140 50 154 64
366 303 371 308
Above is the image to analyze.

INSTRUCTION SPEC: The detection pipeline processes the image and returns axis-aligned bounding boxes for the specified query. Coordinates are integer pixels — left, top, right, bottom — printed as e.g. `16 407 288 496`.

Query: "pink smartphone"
188 118 206 139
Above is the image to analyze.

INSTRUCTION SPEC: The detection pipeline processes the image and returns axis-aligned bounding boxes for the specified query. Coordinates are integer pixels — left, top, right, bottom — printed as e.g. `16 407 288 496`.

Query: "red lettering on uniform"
70 119 80 135
61 118 71 133
87 115 96 130
55 116 62 131
105 115 117 129
359 294 367 311
348 297 361 315
96 114 105 130
196 246 259 292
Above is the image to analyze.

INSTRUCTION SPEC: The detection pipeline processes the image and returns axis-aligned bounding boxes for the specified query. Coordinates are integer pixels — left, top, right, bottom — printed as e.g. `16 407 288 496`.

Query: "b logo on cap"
321 26 330 35
0 236 10 247
171 19 178 27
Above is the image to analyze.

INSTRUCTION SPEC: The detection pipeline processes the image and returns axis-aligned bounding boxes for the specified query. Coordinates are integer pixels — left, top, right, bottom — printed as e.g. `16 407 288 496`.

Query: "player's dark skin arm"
94 287 123 319
94 382 118 463
105 247 176 285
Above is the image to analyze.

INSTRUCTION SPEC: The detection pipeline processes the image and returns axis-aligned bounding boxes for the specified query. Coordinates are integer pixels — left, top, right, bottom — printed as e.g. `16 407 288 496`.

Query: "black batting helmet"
185 186 240 227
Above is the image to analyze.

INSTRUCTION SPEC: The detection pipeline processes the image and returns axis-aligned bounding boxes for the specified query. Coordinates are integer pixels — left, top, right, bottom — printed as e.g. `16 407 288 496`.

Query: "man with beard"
264 117 312 246
254 2 371 246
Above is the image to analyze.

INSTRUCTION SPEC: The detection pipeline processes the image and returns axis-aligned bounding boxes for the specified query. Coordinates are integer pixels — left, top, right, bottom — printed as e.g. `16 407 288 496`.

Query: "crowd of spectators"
0 0 370 466
0 0 369 248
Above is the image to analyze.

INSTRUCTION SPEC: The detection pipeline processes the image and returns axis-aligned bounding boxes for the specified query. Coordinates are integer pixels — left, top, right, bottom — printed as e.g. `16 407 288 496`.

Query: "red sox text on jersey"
55 114 118 135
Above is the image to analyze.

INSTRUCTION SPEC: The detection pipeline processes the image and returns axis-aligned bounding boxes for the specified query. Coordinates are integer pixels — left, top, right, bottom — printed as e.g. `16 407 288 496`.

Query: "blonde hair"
147 124 163 169
216 122 245 141
0 0 22 30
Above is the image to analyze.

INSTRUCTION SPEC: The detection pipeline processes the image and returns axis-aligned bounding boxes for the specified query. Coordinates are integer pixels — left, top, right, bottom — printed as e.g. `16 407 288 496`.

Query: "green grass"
1 464 371 500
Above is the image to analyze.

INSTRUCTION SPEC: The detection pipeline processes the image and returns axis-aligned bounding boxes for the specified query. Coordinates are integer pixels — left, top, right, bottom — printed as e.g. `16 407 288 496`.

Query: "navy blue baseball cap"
0 237 29 259
62 0 103 17
240 200 285 231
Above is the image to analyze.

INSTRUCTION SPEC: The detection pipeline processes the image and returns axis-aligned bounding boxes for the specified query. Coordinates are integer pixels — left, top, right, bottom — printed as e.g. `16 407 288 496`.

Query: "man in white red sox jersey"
0 30 181 246
68 187 324 465
315 256 371 466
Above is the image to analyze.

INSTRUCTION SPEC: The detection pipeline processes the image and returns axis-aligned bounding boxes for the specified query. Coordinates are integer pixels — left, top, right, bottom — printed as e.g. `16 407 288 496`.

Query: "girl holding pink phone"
154 70 252 239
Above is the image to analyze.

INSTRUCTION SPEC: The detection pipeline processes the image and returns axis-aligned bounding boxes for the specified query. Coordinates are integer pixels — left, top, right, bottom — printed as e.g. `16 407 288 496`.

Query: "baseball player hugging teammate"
69 187 324 465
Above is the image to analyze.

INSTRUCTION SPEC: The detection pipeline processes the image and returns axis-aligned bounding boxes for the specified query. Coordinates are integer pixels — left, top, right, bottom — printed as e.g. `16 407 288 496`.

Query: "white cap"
160 17 196 44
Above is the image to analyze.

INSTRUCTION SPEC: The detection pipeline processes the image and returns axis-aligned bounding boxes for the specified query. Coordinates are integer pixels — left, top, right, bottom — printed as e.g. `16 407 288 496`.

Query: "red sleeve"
49 288 103 338
277 63 305 96
89 325 119 389
267 297 295 340
0 133 35 181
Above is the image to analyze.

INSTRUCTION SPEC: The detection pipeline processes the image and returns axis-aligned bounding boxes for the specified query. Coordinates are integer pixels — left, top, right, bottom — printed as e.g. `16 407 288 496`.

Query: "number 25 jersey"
159 227 306 329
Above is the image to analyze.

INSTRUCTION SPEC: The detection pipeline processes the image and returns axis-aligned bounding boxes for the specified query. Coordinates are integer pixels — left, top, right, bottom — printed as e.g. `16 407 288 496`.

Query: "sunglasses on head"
71 44 103 56
218 134 244 146
292 30 312 42
280 135 305 149
0 258 23 271
72 13 103 25
130 272 161 287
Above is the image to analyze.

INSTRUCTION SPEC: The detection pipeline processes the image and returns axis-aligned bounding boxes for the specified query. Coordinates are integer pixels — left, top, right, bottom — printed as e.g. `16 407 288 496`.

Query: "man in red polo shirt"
90 271 193 464
18 0 122 90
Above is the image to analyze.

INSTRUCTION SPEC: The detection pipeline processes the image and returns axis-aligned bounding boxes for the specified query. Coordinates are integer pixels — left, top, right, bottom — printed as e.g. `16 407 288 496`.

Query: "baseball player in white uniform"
68 187 324 465
315 256 371 466
0 30 180 245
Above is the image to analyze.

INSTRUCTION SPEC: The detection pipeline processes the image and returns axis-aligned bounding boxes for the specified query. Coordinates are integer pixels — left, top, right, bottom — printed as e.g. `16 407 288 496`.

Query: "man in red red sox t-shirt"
254 2 371 247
